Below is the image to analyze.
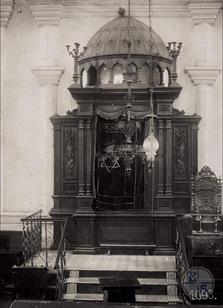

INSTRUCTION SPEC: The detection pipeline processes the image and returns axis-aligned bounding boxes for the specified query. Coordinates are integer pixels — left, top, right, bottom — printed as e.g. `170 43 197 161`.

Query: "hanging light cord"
149 0 152 29
150 88 154 132
126 0 132 119
128 0 131 63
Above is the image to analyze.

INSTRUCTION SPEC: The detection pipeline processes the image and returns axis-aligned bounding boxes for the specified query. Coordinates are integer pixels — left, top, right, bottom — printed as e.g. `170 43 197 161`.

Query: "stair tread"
63 293 182 303
136 294 182 303
64 255 176 272
64 277 177 285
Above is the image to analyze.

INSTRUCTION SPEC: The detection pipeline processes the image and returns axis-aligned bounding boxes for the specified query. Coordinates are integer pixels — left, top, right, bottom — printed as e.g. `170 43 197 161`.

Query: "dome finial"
118 7 125 17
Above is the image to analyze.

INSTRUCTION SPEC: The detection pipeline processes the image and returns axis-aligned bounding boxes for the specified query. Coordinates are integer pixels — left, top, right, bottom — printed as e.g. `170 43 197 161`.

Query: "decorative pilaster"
32 66 64 87
185 67 220 86
158 119 164 195
0 0 13 27
185 67 220 170
78 120 85 195
85 120 92 195
165 120 173 195
186 0 222 176
32 67 64 212
107 68 113 84
143 118 151 210
0 0 13 219
28 1 63 27
29 1 64 213
188 0 222 25
28 1 63 66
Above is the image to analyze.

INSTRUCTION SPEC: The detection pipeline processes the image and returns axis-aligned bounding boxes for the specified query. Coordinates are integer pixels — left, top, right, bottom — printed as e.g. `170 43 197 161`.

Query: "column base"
73 214 96 253
76 195 94 213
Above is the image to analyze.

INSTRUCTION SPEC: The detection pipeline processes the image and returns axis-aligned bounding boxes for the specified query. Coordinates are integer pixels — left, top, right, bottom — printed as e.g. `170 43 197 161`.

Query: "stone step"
76 270 167 279
63 275 178 295
64 277 175 285
62 293 182 303
63 277 177 295
65 255 176 272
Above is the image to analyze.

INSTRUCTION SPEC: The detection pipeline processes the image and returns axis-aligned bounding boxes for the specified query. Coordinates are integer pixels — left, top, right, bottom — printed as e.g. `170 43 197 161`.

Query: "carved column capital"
28 1 63 27
185 66 221 86
32 66 64 86
0 0 13 28
188 0 222 25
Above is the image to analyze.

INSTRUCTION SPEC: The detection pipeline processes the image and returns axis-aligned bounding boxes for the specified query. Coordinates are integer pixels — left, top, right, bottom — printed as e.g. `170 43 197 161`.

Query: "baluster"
45 221 48 267
30 221 34 266
191 175 195 212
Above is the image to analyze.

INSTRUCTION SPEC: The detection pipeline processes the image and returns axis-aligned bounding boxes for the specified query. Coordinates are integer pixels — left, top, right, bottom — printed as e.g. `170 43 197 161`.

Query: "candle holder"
194 212 203 233
166 41 182 85
66 43 87 84
214 215 221 233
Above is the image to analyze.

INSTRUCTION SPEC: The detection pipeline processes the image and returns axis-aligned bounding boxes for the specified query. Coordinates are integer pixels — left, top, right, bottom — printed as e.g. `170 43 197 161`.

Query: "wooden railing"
54 218 68 301
22 210 42 265
175 217 190 301
21 213 68 268
21 212 69 300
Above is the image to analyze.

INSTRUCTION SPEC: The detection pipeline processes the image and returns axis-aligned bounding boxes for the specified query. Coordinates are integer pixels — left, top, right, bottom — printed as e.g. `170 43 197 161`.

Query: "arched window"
113 63 123 84
163 68 170 87
81 69 87 88
152 66 162 86
140 64 151 85
125 63 137 83
88 66 97 86
100 64 109 85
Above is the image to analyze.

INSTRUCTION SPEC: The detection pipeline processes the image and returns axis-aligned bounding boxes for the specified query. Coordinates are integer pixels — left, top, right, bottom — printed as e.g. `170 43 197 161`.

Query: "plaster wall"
1 2 222 230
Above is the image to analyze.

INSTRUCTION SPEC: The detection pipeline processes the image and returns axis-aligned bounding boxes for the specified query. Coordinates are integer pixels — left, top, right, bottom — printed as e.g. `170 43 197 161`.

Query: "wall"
0 0 222 231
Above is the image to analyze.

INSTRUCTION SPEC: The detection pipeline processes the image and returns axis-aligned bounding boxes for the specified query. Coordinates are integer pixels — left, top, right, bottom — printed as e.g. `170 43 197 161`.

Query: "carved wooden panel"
98 219 154 245
173 182 189 194
173 126 188 179
63 182 78 194
155 220 173 246
63 127 77 179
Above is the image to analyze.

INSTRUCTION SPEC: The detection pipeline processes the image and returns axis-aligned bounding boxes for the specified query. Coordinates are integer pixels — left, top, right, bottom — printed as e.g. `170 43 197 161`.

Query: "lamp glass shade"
143 131 159 161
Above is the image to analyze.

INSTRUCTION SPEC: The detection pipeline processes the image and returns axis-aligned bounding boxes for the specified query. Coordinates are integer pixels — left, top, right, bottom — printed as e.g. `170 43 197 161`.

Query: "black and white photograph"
0 0 222 307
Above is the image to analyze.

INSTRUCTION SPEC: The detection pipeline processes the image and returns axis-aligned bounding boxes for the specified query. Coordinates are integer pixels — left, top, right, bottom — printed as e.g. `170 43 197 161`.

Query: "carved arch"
88 65 97 86
99 63 110 85
112 62 124 84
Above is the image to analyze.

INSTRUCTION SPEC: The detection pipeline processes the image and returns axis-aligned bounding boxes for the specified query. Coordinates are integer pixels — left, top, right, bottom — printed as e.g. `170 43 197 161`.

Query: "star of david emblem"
100 155 120 173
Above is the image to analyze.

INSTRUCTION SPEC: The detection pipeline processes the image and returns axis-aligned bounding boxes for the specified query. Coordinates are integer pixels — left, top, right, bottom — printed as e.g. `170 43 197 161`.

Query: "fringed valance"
96 105 157 120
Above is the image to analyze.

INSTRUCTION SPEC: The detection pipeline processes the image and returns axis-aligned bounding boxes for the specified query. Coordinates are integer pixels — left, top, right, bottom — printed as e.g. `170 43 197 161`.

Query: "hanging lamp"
142 89 159 168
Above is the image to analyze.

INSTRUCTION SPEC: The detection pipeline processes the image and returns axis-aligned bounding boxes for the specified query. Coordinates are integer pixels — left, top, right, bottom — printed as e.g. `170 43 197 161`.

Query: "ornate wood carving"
85 120 92 195
64 127 77 178
165 120 172 195
192 166 221 214
172 107 185 115
78 120 85 195
158 119 164 195
174 127 187 178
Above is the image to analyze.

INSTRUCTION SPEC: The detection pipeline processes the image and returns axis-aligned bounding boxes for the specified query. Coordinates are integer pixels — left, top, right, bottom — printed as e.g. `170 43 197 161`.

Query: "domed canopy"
80 9 170 63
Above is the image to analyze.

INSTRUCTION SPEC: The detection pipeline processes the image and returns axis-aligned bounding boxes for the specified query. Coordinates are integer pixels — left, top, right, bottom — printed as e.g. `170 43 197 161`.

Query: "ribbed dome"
81 12 169 61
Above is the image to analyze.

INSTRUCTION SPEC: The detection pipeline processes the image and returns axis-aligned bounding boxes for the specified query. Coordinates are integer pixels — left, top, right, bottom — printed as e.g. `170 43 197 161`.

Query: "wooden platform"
65 255 176 272
31 252 176 272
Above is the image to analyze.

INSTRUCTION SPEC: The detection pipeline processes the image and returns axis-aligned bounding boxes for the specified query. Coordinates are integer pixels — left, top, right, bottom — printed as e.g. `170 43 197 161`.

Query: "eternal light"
143 131 159 162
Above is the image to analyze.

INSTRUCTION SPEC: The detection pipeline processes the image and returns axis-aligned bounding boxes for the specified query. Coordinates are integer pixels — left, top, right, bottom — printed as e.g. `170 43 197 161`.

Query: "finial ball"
118 7 125 17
